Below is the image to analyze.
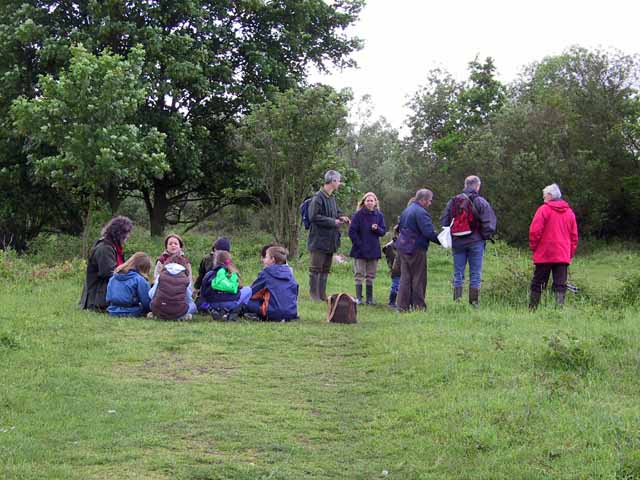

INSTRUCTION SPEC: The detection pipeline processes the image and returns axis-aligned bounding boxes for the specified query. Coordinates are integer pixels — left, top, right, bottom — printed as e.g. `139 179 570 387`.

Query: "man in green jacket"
307 170 351 301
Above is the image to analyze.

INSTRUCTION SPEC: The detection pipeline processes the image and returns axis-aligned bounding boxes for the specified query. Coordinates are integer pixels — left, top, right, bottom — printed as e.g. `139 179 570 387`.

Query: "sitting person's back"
246 246 299 321
198 250 252 318
149 254 196 320
106 252 152 317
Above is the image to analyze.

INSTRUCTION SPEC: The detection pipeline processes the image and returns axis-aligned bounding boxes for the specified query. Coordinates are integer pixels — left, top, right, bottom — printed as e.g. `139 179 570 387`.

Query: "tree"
0 0 365 237
12 45 167 251
234 86 350 257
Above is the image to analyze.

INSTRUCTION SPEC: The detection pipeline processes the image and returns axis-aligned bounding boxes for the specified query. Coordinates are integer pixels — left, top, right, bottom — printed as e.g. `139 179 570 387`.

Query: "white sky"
310 0 639 132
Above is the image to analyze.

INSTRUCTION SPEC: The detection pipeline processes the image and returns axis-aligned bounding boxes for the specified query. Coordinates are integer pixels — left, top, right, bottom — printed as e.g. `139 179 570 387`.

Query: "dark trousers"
309 251 333 274
397 249 427 311
530 263 568 293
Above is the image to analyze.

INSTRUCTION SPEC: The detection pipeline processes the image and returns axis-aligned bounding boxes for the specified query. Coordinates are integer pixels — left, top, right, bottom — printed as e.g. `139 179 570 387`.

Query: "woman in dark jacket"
348 192 387 304
80 216 133 311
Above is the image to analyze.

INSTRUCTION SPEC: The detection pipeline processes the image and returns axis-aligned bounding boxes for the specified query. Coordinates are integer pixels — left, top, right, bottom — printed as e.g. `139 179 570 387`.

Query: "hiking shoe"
146 312 155 319
209 308 225 321
243 312 261 321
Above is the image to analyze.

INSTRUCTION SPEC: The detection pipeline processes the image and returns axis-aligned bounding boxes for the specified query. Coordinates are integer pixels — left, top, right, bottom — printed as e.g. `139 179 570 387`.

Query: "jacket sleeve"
440 199 453 227
96 244 117 279
137 276 151 311
250 270 268 295
348 211 361 245
529 206 546 252
416 209 440 243
477 198 497 240
376 211 387 237
569 212 579 259
309 194 338 229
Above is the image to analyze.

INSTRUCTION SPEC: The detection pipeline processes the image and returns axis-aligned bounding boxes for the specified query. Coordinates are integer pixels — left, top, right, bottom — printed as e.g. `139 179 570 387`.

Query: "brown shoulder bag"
327 293 357 324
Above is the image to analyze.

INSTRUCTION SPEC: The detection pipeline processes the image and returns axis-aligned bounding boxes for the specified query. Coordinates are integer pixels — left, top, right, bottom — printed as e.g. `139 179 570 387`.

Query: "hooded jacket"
150 262 190 319
200 265 242 303
106 270 150 317
529 199 578 264
246 264 299 320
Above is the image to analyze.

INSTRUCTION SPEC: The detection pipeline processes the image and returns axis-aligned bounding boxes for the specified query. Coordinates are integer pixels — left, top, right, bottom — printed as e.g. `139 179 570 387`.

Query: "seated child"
245 245 299 321
149 254 197 320
193 236 231 295
198 250 252 320
382 225 401 308
106 252 152 317
153 233 192 285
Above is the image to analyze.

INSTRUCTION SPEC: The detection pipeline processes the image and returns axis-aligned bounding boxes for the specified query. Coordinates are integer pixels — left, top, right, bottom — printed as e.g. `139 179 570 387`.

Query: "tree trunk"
146 184 170 237
82 208 92 259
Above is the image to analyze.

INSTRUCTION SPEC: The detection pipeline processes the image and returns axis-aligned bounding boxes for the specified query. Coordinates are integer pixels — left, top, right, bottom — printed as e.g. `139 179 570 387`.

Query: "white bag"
438 220 453 249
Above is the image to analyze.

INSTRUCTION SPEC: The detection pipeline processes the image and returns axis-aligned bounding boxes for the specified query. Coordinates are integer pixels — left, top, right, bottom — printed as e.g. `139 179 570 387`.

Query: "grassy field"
2 232 640 479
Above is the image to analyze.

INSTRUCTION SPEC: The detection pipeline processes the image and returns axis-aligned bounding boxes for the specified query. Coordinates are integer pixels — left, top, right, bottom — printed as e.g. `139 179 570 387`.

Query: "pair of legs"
309 251 332 301
397 250 427 311
354 258 378 304
452 241 485 305
529 263 568 309
388 275 400 306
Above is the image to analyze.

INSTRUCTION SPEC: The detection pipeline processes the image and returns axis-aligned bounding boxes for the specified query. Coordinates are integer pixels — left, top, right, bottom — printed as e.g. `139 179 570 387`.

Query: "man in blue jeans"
440 175 497 306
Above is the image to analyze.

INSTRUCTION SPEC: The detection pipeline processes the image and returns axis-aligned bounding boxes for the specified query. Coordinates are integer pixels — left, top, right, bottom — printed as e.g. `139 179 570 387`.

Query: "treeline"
1 3 638 252
347 49 640 243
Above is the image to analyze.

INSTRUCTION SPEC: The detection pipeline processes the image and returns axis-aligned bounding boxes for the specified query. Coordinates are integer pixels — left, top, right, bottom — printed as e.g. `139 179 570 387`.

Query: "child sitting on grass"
106 252 152 317
149 254 197 321
193 236 231 296
244 245 299 322
382 224 401 308
153 233 192 285
198 250 252 321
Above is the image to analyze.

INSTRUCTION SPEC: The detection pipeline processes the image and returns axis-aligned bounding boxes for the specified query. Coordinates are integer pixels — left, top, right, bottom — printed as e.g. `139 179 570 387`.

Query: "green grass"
2 236 640 479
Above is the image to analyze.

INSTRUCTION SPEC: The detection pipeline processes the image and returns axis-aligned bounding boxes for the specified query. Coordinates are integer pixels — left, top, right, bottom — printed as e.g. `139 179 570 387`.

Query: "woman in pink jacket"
528 183 578 309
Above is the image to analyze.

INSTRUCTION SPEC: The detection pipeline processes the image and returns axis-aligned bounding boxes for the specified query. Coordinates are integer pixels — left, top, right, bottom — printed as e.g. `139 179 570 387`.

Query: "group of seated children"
105 234 299 322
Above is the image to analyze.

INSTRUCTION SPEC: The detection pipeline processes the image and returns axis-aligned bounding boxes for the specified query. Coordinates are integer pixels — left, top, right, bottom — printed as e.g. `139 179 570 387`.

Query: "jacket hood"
164 263 186 275
264 264 294 281
113 270 139 281
545 199 570 212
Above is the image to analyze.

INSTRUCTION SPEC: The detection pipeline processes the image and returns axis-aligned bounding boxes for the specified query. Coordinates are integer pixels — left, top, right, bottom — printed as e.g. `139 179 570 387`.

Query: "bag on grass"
327 293 357 324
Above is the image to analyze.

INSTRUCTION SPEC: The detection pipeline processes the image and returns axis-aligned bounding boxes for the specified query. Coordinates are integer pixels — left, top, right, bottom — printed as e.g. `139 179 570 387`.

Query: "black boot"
454 286 463 302
529 290 541 311
309 272 321 301
366 284 375 305
318 273 329 301
555 291 565 307
355 284 363 304
469 287 480 307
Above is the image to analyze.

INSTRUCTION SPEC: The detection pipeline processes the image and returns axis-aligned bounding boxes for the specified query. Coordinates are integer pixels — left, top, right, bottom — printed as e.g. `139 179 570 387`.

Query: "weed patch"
541 331 595 372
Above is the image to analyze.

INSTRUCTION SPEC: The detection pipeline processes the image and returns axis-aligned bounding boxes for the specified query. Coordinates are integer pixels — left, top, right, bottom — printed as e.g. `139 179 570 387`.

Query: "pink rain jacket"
529 200 578 264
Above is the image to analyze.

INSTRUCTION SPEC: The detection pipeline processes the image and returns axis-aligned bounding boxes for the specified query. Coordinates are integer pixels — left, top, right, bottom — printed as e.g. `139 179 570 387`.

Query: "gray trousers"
397 249 427 311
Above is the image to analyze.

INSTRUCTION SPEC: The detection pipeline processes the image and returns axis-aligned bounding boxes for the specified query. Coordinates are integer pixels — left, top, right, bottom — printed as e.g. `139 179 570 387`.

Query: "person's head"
358 192 379 211
264 245 288 266
464 175 481 192
323 170 342 193
164 233 184 255
542 183 562 202
115 252 151 277
212 236 231 253
165 253 189 268
414 188 433 208
213 249 238 273
102 216 133 246
260 243 276 266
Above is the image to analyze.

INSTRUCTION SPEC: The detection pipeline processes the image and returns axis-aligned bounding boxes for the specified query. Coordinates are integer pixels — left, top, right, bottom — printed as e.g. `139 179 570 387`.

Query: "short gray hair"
324 170 341 184
464 175 481 189
543 183 562 199
415 188 433 202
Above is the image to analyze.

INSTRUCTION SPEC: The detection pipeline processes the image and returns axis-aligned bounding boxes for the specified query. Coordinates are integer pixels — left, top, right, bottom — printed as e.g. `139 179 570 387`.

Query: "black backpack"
300 196 313 230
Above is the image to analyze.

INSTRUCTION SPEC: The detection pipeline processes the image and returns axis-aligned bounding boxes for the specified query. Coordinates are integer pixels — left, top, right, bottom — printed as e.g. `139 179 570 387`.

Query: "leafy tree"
0 0 364 237
234 86 350 257
12 45 167 251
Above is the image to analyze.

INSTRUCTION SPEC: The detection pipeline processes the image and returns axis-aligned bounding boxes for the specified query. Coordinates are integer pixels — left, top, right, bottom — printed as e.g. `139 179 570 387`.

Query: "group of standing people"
306 171 578 311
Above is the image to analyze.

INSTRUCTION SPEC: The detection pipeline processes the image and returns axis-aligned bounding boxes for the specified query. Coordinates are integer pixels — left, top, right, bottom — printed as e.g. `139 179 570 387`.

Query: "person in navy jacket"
396 189 440 311
348 192 387 304
106 252 152 317
245 246 299 321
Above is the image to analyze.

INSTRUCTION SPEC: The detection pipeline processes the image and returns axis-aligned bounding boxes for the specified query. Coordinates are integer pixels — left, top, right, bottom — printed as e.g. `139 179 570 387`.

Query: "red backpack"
450 194 479 237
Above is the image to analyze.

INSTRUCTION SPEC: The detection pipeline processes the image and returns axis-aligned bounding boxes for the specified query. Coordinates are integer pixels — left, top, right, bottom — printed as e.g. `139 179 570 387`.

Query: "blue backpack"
300 196 313 230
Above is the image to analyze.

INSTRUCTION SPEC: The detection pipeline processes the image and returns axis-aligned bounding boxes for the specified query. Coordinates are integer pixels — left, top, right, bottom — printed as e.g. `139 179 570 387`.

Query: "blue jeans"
390 275 400 295
452 241 485 289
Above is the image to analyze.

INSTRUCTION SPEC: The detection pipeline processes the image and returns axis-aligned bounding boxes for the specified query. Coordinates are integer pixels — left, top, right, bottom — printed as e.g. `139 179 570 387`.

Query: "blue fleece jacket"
245 264 299 320
106 270 150 317
348 208 387 259
398 201 440 252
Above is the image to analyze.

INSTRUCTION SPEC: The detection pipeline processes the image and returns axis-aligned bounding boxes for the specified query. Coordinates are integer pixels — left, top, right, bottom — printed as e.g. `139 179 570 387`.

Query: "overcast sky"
310 0 639 132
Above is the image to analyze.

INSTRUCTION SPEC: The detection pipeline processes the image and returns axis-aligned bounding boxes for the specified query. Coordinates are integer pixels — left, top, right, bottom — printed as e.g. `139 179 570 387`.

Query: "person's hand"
335 219 342 226
371 223 378 231
339 216 351 224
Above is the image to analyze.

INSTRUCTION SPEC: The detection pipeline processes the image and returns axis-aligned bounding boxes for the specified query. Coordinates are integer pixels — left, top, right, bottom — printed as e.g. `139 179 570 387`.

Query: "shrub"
542 331 595 372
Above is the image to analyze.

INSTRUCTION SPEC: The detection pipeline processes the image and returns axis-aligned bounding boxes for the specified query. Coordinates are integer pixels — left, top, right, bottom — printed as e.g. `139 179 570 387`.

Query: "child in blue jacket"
106 252 152 317
245 246 299 321
199 250 252 320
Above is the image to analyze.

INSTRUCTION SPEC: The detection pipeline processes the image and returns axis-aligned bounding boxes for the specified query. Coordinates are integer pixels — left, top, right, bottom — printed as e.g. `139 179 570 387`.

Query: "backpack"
299 196 313 230
450 194 479 237
211 267 239 294
327 293 357 324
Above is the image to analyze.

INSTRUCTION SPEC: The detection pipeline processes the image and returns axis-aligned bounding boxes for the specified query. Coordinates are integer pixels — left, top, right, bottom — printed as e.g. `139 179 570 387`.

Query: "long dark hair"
102 216 133 246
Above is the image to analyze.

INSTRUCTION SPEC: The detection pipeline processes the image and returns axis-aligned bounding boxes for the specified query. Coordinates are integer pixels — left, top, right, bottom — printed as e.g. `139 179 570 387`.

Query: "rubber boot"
355 284 363 305
309 272 321 301
555 291 565 307
529 290 541 311
318 273 329 301
469 287 480 308
453 286 463 302
366 284 375 305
